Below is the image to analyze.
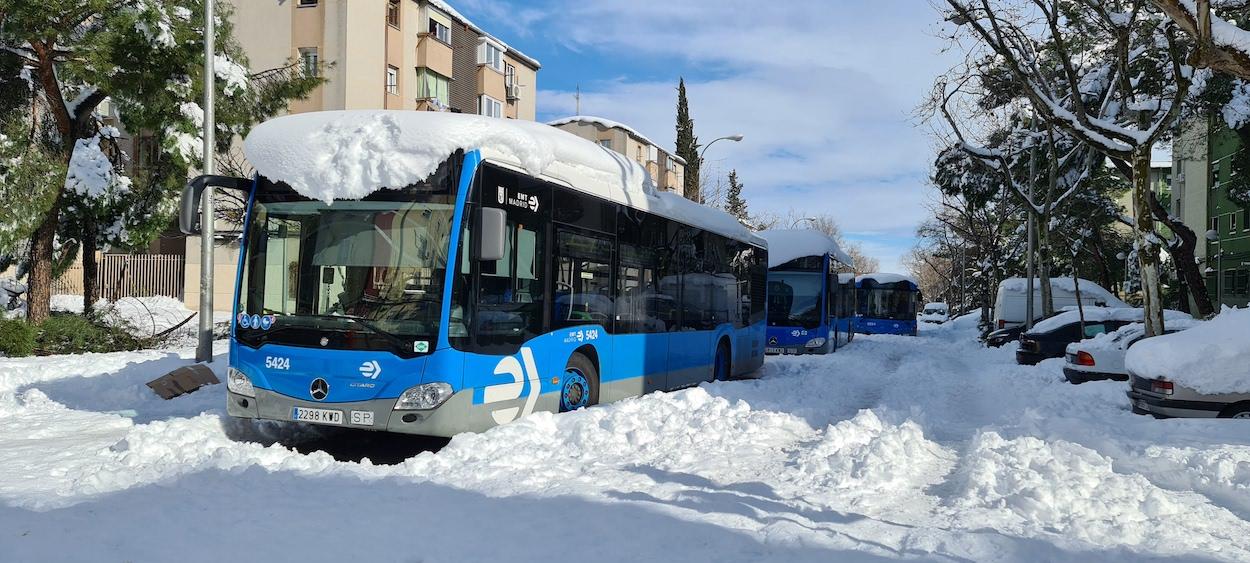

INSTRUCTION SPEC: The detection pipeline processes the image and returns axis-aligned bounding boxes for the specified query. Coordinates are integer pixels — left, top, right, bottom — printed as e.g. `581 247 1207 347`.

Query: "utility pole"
1025 133 1037 330
196 0 216 363
575 84 580 115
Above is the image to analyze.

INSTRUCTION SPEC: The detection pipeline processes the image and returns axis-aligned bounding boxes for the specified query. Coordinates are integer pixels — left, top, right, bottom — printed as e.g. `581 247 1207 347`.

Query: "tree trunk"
82 219 98 317
1089 227 1116 291
25 199 61 323
1132 149 1166 335
1147 191 1215 317
1035 213 1055 317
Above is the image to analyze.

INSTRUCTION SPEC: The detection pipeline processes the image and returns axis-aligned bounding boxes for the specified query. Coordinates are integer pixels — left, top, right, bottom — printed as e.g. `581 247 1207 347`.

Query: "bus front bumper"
227 387 496 438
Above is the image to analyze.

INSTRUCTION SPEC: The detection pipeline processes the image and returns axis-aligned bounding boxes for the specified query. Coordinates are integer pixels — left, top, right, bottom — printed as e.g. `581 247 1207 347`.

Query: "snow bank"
1125 307 1250 394
758 229 852 268
856 273 917 286
1030 307 1191 335
951 432 1248 552
243 111 763 245
999 277 1129 308
794 410 954 495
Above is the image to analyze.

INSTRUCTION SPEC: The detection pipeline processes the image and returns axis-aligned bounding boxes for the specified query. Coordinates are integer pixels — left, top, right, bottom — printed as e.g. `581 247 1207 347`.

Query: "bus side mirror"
478 207 507 262
179 175 254 235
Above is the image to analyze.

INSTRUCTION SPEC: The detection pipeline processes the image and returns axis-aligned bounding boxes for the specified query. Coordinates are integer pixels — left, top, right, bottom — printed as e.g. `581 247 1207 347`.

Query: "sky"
452 0 959 273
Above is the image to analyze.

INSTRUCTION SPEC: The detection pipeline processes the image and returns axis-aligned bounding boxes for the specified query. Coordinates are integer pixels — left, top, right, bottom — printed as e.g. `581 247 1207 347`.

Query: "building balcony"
417 34 454 78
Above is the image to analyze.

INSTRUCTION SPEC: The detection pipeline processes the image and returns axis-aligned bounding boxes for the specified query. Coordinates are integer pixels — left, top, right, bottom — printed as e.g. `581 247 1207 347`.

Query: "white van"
993 278 1128 330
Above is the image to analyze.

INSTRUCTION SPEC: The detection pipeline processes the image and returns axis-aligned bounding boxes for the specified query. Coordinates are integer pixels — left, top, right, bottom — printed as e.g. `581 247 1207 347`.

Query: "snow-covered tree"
943 0 1194 336
0 0 321 321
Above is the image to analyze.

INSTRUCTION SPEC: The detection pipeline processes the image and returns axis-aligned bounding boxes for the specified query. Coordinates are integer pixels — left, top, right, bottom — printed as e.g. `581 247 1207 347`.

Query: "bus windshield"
767 270 823 329
861 285 917 320
238 189 457 351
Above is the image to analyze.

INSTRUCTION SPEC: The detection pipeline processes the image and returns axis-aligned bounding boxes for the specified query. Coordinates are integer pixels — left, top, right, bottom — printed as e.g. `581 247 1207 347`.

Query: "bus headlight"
394 382 454 410
227 367 255 397
805 337 827 349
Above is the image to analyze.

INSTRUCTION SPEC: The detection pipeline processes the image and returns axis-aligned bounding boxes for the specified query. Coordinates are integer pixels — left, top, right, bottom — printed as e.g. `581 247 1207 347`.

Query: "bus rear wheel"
560 353 599 412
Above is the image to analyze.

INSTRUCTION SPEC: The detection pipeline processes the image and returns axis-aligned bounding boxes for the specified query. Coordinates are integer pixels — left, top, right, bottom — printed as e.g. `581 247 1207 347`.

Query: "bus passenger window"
554 230 614 329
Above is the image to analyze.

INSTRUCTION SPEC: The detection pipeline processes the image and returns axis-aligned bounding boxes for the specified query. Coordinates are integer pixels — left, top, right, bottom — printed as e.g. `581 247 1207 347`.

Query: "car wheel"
1218 403 1250 419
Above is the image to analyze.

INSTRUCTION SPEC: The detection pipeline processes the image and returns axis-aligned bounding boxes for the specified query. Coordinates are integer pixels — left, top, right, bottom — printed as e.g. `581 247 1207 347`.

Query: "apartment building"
228 0 540 119
158 0 545 310
1172 116 1250 309
548 116 686 193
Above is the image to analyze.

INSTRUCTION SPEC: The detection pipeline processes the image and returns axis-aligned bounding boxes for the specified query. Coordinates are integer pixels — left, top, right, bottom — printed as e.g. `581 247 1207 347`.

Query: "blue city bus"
759 230 853 354
180 111 768 437
855 274 920 336
837 273 857 341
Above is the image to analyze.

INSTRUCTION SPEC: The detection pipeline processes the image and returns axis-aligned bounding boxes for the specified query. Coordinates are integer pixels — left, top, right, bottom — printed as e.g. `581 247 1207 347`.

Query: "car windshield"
767 270 823 328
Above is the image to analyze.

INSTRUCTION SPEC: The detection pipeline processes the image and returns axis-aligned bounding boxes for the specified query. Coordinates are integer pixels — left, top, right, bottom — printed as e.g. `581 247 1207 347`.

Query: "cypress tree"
725 169 749 226
675 78 701 202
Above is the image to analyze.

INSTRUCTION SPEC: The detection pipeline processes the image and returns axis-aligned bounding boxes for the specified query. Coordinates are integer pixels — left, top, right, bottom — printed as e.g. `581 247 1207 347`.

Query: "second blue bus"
855 273 920 336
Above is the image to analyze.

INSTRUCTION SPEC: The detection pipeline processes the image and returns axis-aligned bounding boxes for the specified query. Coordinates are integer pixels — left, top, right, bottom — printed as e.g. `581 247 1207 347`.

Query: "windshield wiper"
307 314 414 350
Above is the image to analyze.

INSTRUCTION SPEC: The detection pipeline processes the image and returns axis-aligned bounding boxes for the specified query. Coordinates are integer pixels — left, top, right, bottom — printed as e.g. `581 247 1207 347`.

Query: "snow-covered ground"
2 321 1248 562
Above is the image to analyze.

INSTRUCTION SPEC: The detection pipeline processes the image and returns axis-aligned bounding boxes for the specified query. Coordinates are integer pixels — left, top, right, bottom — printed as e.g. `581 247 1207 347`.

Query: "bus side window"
553 230 614 330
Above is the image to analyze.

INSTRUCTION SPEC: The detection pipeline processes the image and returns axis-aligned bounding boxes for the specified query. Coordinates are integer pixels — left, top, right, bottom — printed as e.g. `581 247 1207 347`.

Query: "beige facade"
549 117 687 193
226 0 540 119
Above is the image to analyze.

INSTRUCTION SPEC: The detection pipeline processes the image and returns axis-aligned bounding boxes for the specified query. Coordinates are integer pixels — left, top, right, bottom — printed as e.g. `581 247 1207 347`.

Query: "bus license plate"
766 347 784 354
292 407 343 425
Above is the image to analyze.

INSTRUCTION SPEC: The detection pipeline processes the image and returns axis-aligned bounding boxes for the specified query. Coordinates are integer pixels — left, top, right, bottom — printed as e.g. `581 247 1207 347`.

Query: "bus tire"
713 339 731 382
561 352 600 412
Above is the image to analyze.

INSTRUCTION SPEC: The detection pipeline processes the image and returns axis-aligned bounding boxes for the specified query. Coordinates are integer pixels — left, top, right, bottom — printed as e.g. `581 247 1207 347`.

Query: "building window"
298 0 317 6
1233 212 1239 234
428 18 450 44
386 65 399 95
417 68 449 108
479 95 502 118
477 39 504 73
1243 207 1249 231
1211 216 1220 233
387 0 400 27
299 47 318 78
598 139 612 149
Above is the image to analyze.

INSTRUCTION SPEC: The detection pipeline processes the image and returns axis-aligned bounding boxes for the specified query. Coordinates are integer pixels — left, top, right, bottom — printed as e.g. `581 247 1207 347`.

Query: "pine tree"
724 169 750 226
0 1 322 321
675 78 701 202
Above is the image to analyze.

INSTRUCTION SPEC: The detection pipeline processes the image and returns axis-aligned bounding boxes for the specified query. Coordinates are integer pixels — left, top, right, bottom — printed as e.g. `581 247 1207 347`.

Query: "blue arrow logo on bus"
359 360 382 380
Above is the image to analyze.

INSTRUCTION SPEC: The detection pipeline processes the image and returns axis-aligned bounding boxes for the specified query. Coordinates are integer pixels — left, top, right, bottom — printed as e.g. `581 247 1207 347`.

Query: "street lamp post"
197 0 216 363
791 217 818 229
699 134 745 161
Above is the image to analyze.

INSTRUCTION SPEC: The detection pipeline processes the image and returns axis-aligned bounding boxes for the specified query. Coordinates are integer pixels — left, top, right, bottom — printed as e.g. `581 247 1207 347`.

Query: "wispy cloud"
473 0 956 271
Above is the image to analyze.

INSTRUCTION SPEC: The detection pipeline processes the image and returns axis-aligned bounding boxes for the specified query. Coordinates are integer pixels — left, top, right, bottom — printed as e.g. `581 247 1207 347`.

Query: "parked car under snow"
1015 307 1192 366
1062 320 1203 384
1125 308 1250 419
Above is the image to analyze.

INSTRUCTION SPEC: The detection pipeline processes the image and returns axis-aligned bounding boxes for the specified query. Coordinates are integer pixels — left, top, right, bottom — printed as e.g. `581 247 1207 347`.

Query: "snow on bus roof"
758 229 852 268
856 273 918 286
242 111 762 245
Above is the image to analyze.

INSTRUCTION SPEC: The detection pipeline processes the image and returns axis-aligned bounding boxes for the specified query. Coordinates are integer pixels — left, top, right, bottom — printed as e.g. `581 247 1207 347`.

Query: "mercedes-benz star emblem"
769 336 778 346
309 378 329 401
319 336 329 347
